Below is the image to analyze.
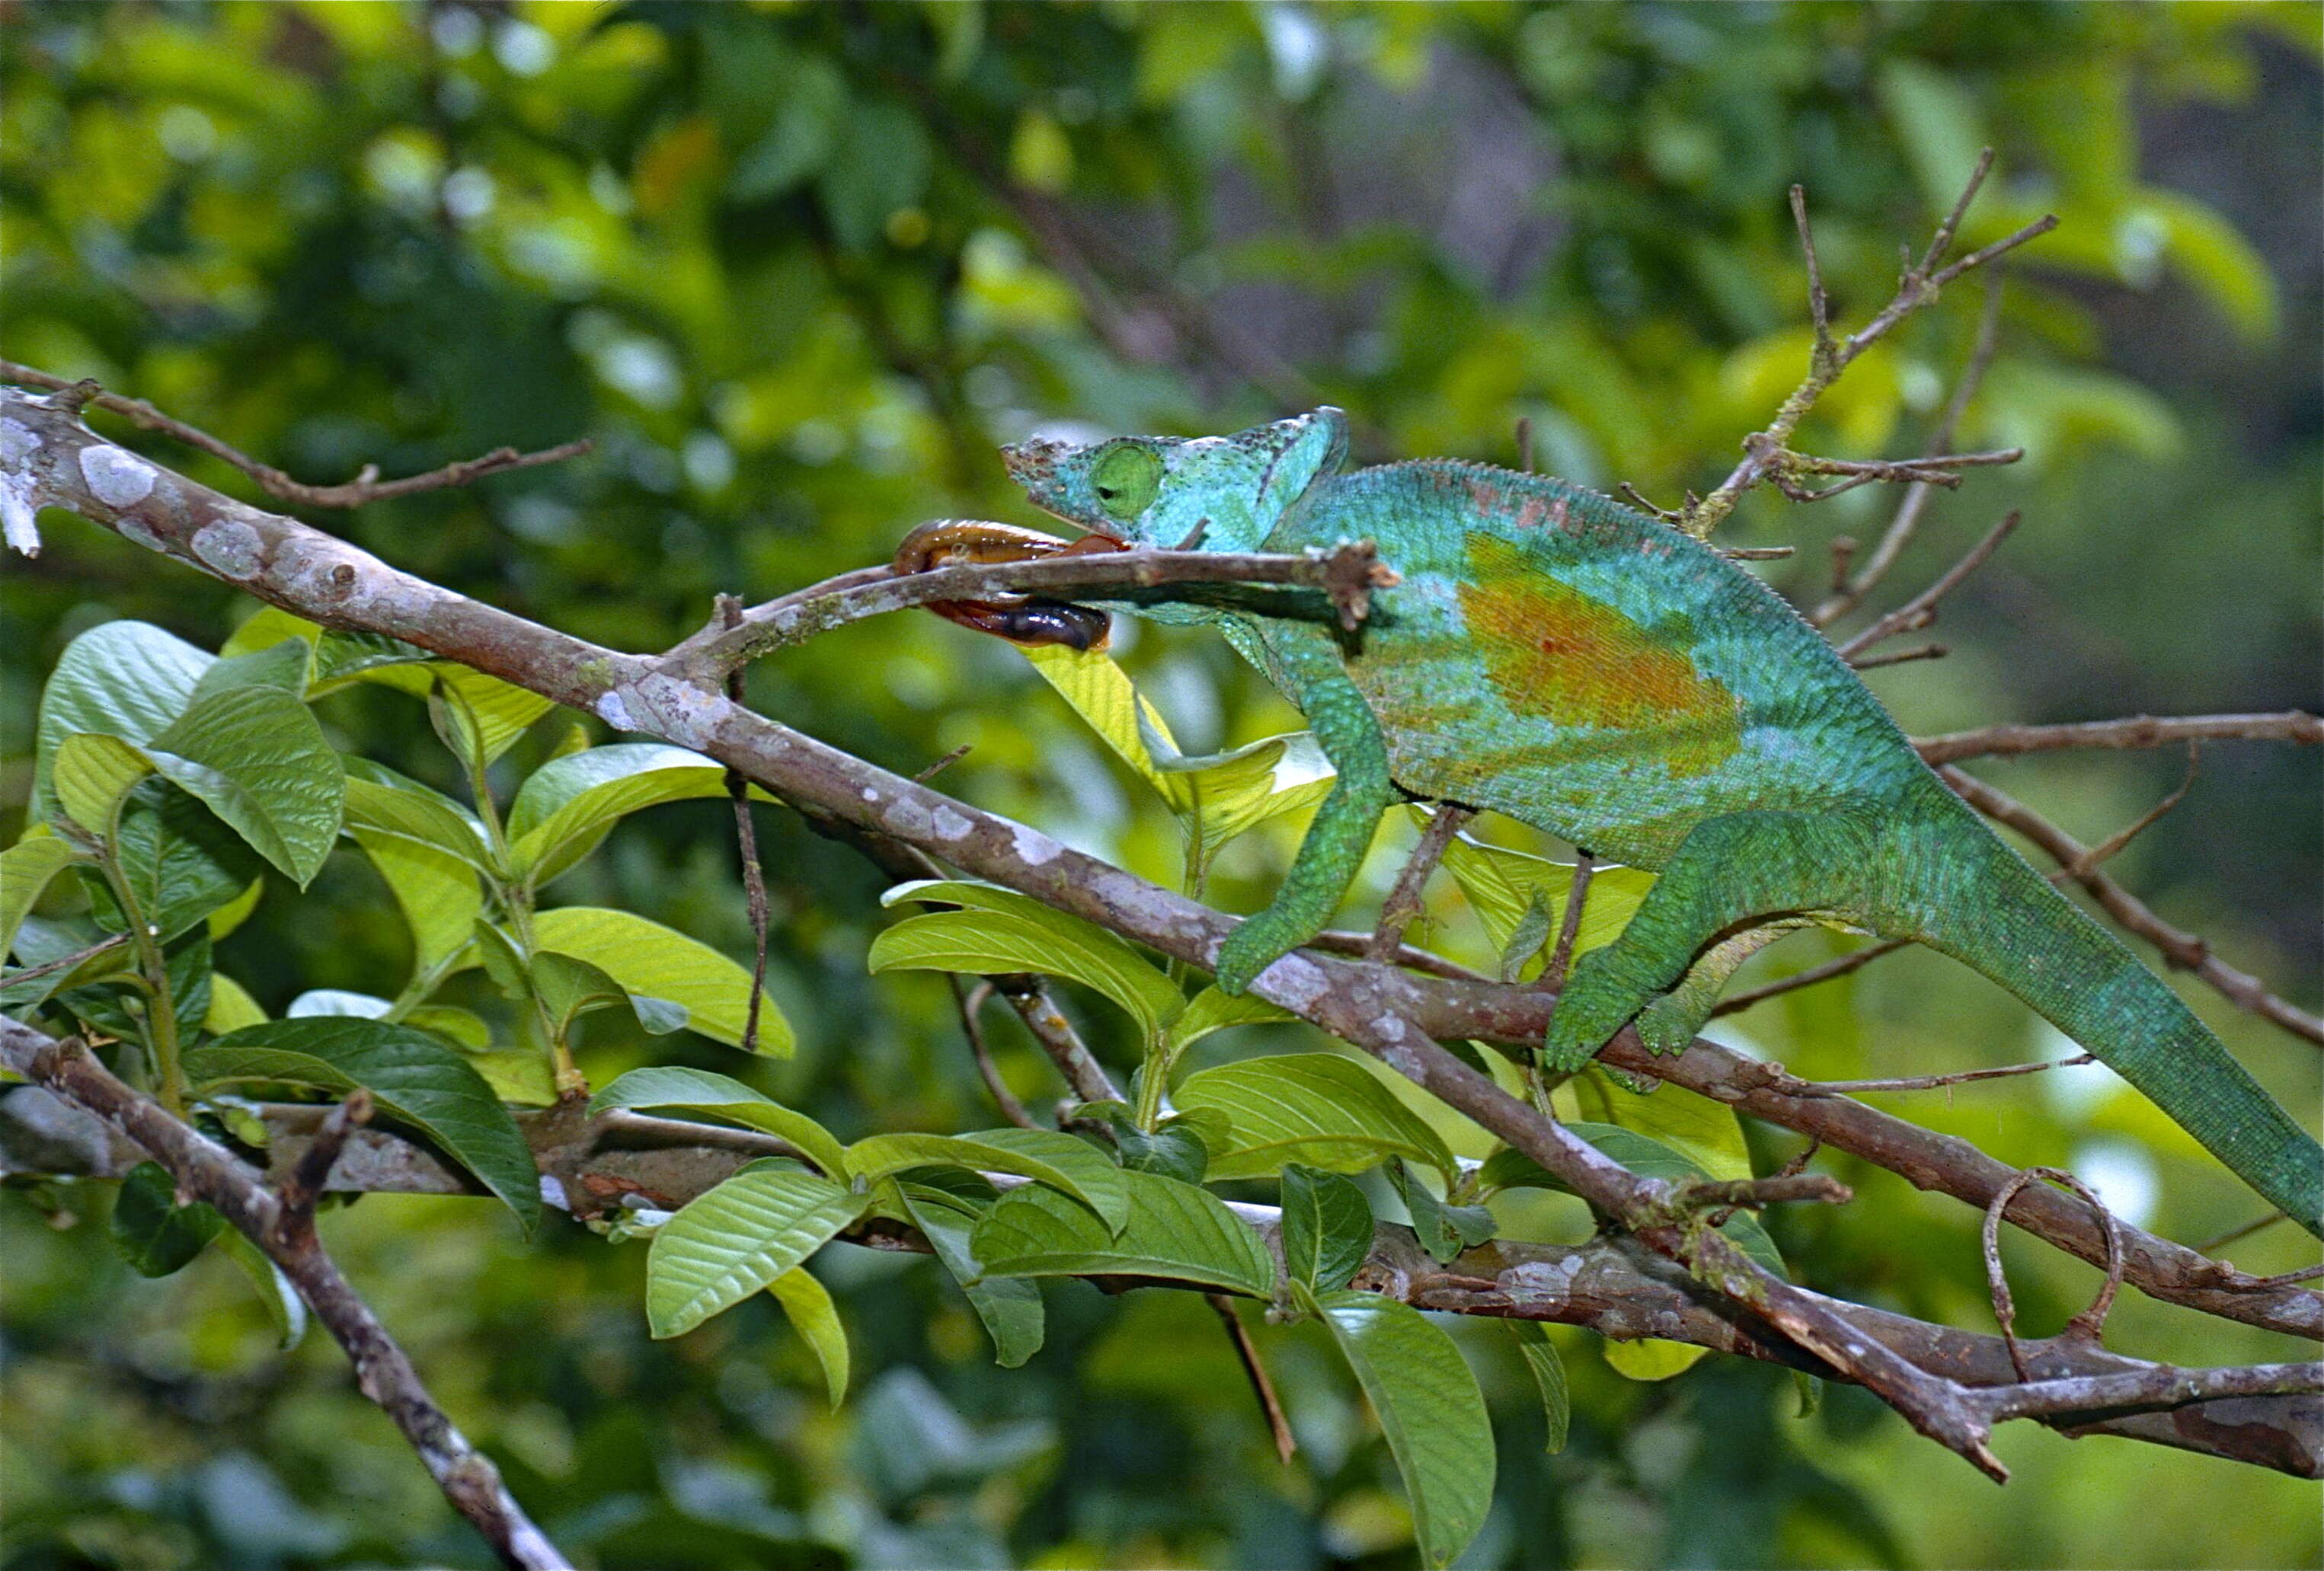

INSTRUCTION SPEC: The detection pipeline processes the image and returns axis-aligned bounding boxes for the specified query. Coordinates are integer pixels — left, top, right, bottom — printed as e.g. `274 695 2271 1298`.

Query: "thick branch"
0 1019 567 1571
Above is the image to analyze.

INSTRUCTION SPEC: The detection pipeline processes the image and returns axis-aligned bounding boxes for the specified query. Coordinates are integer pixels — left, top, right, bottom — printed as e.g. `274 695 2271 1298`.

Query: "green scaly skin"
997 409 2323 1234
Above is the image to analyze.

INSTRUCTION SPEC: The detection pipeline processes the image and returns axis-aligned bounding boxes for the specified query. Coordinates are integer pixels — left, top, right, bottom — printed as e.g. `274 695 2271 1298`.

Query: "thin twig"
953 979 1036 1129
1849 641 1948 669
1 359 590 509
1304 930 1493 982
2071 744 2200 876
1208 1293 1297 1463
1805 1054 2095 1097
1514 415 1535 474
0 932 132 988
1968 1360 2322 1426
1814 273 2008 625
1835 509 2019 659
1984 1167 2127 1381
1672 1173 1852 1211
718 596 772 1059
1939 765 2324 1046
272 1089 372 1250
991 977 1121 1104
1915 711 2322 765
1685 152 2052 539
2196 1212 2292 1256
1712 938 1909 1017
1366 806 1472 963
1791 183 1833 365
1539 853 1595 996
0 1024 567 1570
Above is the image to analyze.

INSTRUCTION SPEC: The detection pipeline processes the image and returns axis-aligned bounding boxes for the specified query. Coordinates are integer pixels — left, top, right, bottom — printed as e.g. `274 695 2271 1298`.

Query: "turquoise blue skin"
998 409 2323 1234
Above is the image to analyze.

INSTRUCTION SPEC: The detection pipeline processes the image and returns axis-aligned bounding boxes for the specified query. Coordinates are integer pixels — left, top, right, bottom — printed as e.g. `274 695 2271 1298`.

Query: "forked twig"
1367 806 1473 963
0 359 590 510
1836 509 2019 659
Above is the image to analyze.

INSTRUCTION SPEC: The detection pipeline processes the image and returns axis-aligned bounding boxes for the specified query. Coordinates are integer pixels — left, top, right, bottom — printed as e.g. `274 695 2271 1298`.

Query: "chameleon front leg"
1544 810 1872 1070
1213 626 1398 995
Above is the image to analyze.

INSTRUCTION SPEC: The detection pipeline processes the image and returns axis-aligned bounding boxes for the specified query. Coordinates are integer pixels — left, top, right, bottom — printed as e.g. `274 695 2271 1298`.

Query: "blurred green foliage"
3 3 2319 1567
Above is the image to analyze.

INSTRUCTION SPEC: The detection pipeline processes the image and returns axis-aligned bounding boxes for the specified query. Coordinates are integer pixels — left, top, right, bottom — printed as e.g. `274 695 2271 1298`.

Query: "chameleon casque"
917 407 2323 1233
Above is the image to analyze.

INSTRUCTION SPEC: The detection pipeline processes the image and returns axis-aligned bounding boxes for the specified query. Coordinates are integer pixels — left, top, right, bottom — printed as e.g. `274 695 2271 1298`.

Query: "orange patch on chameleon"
1456 533 1742 775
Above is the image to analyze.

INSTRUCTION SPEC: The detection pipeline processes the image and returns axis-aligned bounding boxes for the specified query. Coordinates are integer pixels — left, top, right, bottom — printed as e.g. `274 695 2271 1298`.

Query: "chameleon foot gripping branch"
991 408 2323 1235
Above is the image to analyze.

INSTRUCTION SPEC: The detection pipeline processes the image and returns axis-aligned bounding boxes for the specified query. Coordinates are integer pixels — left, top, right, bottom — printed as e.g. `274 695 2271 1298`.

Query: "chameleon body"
986 407 2322 1234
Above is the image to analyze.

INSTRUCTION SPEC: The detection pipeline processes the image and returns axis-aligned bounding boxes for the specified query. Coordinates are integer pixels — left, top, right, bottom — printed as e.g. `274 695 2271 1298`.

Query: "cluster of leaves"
6 614 781 1275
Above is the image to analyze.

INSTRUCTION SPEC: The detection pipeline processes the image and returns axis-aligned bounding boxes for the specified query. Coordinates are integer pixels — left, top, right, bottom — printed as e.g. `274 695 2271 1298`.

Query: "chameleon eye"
1090 442 1163 521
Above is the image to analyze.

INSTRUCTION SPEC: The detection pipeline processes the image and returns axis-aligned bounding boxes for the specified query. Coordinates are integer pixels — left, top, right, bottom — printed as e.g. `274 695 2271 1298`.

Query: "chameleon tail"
1898 783 2323 1237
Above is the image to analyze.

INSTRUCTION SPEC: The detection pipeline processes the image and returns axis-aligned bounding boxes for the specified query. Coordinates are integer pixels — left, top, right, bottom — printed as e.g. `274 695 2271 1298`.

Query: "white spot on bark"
930 805 973 841
79 444 158 508
1370 1011 1411 1042
1010 823 1062 867
0 471 37 555
1265 956 1328 1009
596 691 636 730
861 787 881 803
1504 1256 1580 1303
190 519 262 579
881 797 933 838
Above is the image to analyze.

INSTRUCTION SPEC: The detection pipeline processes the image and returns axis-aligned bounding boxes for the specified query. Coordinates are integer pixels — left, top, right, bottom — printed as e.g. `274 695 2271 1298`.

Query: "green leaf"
1018 643 1178 797
1148 723 1338 870
1173 1052 1456 1183
107 781 267 944
1434 829 1656 975
1163 985 1292 1055
897 1183 1045 1368
588 1066 849 1181
2 835 87 958
351 827 484 973
203 973 268 1034
52 733 153 837
531 906 790 1055
146 685 345 886
187 1017 540 1231
206 877 264 941
874 880 1183 1038
424 666 556 767
508 743 750 886
33 620 212 823
1307 1288 1494 1569
404 1004 491 1050
766 1267 849 1407
110 1161 225 1276
645 1161 865 1338
216 1228 307 1350
1567 1065 1753 1183
531 950 685 1041
219 608 324 663
1280 1163 1374 1292
1507 1322 1571 1452
970 1168 1274 1298
184 637 311 706
1602 1336 1709 1381
1392 1161 1496 1263
343 773 492 865
847 1128 1127 1232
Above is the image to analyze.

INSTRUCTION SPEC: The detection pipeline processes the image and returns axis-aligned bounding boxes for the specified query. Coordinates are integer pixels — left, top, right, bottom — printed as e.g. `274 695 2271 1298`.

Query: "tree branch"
0 1020 568 1571
1916 711 2323 765
0 360 589 512
1938 765 2324 1046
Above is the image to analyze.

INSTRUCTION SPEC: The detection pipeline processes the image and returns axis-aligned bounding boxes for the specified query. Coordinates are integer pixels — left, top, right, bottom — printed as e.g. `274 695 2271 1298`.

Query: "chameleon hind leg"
1632 917 1818 1055
1544 810 1875 1071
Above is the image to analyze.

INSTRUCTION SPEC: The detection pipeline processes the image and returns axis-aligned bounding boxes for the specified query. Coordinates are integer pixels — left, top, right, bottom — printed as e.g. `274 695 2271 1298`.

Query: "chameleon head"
1000 407 1349 554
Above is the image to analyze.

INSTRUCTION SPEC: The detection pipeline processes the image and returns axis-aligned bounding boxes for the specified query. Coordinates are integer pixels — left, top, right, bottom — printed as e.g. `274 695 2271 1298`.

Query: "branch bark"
0 1019 569 1571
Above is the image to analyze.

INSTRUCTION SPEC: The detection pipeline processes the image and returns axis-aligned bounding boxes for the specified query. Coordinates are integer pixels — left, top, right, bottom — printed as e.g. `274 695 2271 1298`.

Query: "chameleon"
927 407 2322 1234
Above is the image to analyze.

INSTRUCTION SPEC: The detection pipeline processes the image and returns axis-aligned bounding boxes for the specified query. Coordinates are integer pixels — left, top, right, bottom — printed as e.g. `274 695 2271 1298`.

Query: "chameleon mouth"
890 519 1126 650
